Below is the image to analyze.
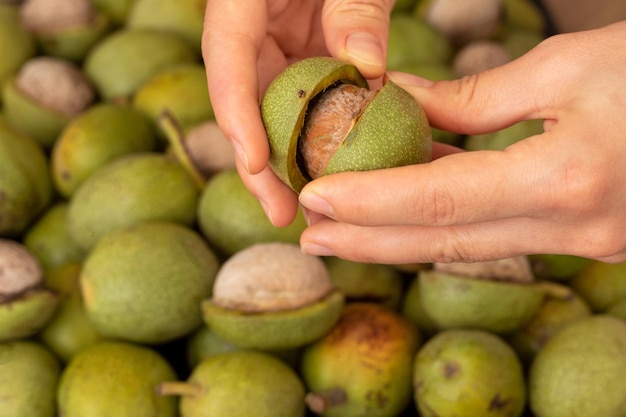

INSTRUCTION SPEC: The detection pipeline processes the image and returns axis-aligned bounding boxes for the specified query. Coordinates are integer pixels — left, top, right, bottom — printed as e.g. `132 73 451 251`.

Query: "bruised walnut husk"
15 56 95 117
212 242 334 313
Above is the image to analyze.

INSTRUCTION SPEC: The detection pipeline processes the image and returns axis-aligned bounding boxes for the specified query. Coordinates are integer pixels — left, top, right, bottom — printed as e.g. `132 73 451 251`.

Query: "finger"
298 135 552 228
299 216 595 265
322 0 394 79
235 160 300 228
386 37 572 135
432 141 465 159
203 1 270 175
298 144 463 227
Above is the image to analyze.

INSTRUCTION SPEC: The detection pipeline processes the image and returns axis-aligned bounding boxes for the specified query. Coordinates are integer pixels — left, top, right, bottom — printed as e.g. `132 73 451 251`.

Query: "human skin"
203 0 392 224
203 1 626 265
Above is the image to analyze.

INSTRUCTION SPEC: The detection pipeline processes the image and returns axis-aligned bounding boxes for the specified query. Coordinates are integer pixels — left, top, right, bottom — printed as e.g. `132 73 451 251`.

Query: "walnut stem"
538 281 574 301
158 110 206 190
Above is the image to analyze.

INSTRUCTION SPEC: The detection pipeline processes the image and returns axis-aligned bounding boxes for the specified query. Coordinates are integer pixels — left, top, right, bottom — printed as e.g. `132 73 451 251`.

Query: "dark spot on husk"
365 389 389 408
443 361 459 378
488 393 510 410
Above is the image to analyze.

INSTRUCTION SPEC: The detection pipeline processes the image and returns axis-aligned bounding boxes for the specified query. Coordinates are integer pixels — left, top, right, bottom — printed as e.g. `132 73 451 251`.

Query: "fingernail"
299 191 334 218
301 206 327 226
387 71 435 88
345 32 384 68
301 242 336 257
230 137 249 173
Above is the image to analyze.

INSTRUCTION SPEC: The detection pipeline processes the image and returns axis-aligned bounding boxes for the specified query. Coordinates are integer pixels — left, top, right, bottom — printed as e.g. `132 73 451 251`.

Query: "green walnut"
0 239 59 342
261 56 432 192
0 4 36 101
0 340 61 417
202 242 345 350
20 0 112 62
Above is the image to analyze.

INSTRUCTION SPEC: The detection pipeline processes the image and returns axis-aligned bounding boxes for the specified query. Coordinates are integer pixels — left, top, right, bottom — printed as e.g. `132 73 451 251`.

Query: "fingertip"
322 0 393 80
236 163 300 227
386 71 435 88
343 31 386 79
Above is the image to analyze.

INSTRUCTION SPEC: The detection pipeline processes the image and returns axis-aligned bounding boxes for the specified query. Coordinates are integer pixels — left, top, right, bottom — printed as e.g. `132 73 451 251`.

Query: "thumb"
322 0 394 79
386 49 554 135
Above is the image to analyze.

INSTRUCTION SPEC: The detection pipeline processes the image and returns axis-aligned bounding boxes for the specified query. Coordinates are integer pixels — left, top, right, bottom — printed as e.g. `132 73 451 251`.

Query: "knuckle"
577 222 626 260
410 181 457 226
424 230 477 263
324 0 392 22
549 159 608 216
452 74 489 119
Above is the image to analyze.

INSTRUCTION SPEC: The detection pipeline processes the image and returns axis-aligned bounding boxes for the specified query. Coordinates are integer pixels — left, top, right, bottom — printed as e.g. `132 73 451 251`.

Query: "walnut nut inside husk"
212 242 334 313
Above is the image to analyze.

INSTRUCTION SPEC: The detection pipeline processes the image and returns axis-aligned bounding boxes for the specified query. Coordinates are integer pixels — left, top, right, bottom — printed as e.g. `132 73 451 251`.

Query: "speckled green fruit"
324 256 405 309
419 270 546 334
40 290 106 363
392 0 417 14
185 325 241 369
528 253 592 281
502 0 546 35
501 28 544 59
52 103 156 198
401 276 440 336
261 56 431 193
80 221 219 344
607 296 626 321
414 329 526 417
23 202 86 270
84 28 198 100
58 341 178 417
133 63 214 138
0 118 53 237
36 12 113 63
569 260 626 311
126 0 207 51
91 0 137 25
197 169 306 257
67 152 199 251
507 288 591 364
0 289 59 341
203 291 344 350
0 340 60 417
186 325 300 370
301 302 421 417
529 315 626 417
2 75 75 149
387 14 452 69
0 5 36 101
158 350 306 417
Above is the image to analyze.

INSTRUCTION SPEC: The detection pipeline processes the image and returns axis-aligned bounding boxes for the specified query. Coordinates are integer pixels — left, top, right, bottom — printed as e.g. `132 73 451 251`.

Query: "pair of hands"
203 0 626 265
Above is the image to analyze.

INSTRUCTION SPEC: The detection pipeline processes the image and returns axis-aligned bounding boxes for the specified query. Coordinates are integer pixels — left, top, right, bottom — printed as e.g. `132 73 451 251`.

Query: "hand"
202 0 393 227
299 21 626 265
